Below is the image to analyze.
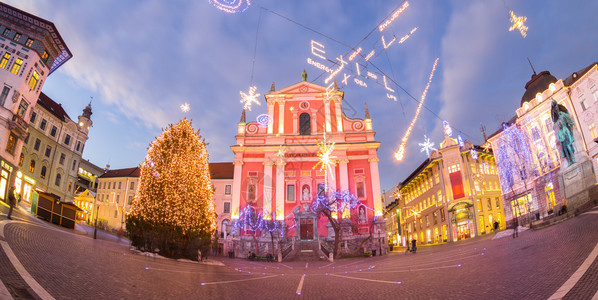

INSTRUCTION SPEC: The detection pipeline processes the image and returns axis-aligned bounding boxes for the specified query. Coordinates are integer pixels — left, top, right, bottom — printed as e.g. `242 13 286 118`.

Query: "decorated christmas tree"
126 118 217 259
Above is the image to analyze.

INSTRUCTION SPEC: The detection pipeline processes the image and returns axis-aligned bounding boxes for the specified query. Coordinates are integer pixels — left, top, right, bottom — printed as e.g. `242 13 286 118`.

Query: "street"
1 203 598 299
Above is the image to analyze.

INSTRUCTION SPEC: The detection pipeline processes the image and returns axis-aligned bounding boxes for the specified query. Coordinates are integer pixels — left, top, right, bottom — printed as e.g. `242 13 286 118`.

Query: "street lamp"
378 230 382 256
93 198 99 240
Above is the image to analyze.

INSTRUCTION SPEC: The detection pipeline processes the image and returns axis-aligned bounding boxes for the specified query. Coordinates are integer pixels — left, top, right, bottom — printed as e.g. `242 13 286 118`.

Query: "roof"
0 2 72 74
99 167 140 178
521 71 557 106
563 62 598 86
98 163 234 179
210 162 234 179
37 92 71 121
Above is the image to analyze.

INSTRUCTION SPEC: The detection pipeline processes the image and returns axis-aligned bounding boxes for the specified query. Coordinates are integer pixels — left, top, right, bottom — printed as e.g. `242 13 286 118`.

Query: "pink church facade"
231 76 384 240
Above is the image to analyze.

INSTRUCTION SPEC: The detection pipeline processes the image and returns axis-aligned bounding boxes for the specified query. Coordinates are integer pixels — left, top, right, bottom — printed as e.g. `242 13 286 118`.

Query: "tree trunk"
323 210 342 258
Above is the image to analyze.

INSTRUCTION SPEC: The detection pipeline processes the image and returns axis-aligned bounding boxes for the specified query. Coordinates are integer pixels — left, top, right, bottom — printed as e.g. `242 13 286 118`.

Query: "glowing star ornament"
240 86 261 111
274 145 287 164
418 135 437 156
180 102 190 114
394 58 439 161
509 10 528 38
209 0 251 14
313 138 336 189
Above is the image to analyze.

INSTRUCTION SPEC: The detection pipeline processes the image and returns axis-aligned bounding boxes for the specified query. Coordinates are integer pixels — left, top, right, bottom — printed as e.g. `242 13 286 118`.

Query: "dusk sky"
7 0 598 192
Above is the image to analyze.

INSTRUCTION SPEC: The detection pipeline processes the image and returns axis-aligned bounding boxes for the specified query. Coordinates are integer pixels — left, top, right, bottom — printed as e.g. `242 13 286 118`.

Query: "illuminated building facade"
230 75 384 242
0 3 71 202
488 65 597 227
18 93 92 204
97 167 140 231
397 136 505 246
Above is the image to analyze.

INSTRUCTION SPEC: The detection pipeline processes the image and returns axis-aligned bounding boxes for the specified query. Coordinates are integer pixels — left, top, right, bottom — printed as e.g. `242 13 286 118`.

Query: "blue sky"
8 0 598 192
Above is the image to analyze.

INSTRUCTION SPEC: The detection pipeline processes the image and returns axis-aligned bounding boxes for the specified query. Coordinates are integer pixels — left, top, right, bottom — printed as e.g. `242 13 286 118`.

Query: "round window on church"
300 101 310 110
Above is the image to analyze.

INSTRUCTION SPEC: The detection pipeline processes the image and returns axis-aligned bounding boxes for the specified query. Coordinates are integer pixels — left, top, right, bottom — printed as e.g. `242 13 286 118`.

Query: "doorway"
300 218 313 240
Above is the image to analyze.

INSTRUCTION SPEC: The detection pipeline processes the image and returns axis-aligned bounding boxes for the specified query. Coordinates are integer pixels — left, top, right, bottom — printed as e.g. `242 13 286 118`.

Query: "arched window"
29 160 35 173
299 113 311 135
18 153 24 166
40 166 46 179
55 173 61 186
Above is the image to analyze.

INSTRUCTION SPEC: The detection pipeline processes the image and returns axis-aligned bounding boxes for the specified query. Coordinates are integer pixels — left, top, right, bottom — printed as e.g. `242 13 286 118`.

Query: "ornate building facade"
0 3 71 202
230 75 384 246
396 136 505 247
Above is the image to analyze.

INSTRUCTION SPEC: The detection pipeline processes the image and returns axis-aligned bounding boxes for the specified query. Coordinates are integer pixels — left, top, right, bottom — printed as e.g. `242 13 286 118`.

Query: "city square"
0 0 597 299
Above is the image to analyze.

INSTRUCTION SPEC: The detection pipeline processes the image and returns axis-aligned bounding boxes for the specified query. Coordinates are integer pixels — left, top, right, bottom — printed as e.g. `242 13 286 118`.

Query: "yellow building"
396 135 506 246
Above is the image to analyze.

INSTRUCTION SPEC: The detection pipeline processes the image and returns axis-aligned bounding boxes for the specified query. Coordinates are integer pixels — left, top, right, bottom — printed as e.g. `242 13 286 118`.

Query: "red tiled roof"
99 167 140 178
210 162 234 179
38 92 71 121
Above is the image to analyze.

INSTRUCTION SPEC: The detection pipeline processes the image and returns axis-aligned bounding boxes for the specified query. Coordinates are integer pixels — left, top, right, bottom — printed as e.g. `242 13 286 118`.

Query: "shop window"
29 160 35 173
5 132 17 154
10 58 22 75
287 184 295 201
55 173 61 187
0 53 10 69
40 166 46 179
299 113 311 135
50 126 57 137
224 202 231 213
0 86 9 106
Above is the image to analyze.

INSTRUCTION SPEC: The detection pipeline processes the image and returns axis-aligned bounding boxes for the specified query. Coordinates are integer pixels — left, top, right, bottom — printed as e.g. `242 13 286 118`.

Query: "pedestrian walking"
6 186 16 220
493 220 499 232
411 239 417 254
512 218 519 238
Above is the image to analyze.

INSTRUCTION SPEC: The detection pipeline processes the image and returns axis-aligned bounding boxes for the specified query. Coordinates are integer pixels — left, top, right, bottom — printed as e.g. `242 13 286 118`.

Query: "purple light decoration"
256 114 271 127
495 123 536 193
209 0 251 14
457 135 464 147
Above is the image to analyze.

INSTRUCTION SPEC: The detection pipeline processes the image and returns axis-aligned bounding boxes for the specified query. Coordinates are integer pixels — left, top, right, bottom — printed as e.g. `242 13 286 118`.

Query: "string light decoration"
274 145 287 165
470 148 478 160
443 120 453 137
457 135 464 147
232 205 284 237
127 118 217 236
240 86 261 111
209 0 251 14
313 137 337 189
495 123 536 193
256 114 272 127
418 135 436 156
394 58 439 161
508 10 528 38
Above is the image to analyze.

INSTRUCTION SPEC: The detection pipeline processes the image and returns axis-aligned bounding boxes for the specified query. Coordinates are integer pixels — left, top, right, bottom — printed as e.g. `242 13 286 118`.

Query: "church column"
324 99 331 133
369 157 383 216
327 164 337 192
231 160 243 219
335 100 343 132
275 161 286 220
263 161 273 215
338 158 349 191
278 99 285 134
267 100 274 134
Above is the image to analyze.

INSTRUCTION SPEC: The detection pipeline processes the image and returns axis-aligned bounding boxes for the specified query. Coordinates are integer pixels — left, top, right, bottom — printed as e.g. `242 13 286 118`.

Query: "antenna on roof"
527 57 536 75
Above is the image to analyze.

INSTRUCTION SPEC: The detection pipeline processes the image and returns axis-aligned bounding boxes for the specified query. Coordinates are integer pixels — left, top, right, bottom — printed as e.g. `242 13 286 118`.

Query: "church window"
299 113 310 135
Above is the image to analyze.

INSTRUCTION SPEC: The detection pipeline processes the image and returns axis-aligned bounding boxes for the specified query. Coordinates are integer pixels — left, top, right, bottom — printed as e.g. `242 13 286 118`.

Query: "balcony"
9 114 28 138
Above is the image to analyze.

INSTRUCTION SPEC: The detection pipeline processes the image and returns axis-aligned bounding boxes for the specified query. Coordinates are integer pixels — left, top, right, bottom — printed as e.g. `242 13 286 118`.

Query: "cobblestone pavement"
1 202 598 299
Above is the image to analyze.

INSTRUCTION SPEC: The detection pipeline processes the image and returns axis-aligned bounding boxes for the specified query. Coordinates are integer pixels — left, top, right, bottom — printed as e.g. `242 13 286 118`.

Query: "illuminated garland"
310 190 377 221
232 204 284 237
495 123 536 192
379 1 410 32
209 0 251 14
394 58 439 161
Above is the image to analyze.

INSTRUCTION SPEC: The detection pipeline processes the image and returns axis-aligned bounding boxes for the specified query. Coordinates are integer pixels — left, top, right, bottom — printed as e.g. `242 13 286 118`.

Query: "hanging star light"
180 102 190 114
313 138 336 189
509 10 528 38
240 86 261 111
394 58 439 161
418 135 436 156
274 145 287 164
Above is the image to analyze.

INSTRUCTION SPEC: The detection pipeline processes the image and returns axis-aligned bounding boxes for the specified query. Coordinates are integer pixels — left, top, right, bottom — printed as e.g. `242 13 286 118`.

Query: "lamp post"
378 230 382 256
93 198 99 240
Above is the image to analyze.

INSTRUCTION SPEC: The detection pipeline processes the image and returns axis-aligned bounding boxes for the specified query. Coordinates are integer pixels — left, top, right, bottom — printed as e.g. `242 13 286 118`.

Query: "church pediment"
269 81 329 96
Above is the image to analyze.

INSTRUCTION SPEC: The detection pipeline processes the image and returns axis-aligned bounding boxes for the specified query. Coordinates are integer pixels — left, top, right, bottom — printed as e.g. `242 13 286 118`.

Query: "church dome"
521 71 557 106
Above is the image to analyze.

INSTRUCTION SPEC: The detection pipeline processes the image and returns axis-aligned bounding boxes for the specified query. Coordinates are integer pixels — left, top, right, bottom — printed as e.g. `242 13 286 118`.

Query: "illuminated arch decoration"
209 0 251 14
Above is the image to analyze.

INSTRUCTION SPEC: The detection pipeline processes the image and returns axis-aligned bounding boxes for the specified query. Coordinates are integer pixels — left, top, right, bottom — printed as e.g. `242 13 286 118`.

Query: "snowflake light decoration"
313 139 336 188
509 10 528 38
274 145 287 164
418 135 436 156
240 86 261 111
180 102 190 113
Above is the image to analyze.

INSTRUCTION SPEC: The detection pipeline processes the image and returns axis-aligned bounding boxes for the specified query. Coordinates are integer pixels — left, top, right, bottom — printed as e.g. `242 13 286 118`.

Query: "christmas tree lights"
394 58 439 161
127 118 217 238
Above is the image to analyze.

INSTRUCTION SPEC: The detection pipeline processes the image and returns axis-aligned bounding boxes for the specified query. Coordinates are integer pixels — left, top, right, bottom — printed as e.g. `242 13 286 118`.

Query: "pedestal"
558 156 596 210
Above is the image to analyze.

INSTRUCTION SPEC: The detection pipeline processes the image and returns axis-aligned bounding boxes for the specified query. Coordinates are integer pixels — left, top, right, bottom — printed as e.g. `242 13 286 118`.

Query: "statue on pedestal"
551 100 576 166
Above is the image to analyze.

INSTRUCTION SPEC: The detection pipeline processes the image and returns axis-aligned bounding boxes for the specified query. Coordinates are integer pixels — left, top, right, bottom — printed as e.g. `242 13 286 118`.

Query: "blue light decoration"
310 190 377 220
457 135 464 147
495 123 536 193
443 120 453 137
256 114 271 127
470 148 478 160
231 204 287 237
209 0 251 14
